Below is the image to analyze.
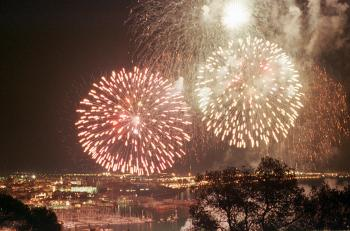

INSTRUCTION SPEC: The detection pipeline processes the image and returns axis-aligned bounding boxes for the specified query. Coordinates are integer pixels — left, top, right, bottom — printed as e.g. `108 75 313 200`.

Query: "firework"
128 0 253 83
280 66 350 168
75 67 191 175
221 0 251 30
195 36 303 148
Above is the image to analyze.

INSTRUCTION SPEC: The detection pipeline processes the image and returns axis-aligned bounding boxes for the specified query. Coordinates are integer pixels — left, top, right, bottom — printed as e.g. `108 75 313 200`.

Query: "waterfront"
57 203 189 230
1 172 349 230
62 220 186 231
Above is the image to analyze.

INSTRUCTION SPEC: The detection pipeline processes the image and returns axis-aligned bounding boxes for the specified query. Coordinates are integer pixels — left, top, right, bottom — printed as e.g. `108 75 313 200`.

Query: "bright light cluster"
75 67 191 175
129 0 253 83
196 36 303 148
221 0 251 30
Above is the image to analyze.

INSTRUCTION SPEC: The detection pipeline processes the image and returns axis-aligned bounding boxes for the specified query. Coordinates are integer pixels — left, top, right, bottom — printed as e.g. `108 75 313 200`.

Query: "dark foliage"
0 194 61 231
190 167 257 230
190 157 350 231
0 193 31 230
299 184 350 230
29 207 61 231
189 203 219 230
254 157 304 230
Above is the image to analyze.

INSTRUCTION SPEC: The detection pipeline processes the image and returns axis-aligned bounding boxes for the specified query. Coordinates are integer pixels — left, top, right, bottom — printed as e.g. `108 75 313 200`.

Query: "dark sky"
1 0 133 174
1 0 350 175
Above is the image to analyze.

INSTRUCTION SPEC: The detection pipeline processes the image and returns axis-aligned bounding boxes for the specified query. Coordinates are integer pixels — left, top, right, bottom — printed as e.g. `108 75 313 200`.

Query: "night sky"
2 0 350 175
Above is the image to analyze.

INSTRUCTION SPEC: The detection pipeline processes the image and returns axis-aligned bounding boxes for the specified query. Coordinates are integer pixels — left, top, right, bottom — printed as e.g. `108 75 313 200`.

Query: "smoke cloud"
257 0 349 57
306 0 349 56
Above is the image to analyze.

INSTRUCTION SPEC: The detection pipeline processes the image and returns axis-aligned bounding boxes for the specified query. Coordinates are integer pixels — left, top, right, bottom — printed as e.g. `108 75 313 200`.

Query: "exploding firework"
129 0 253 82
280 66 350 169
75 67 191 175
195 36 303 148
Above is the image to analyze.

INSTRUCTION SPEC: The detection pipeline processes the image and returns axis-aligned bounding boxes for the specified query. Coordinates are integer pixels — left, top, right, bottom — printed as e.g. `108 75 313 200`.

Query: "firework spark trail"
129 0 253 83
196 36 303 148
281 66 350 168
75 67 191 175
129 0 254 159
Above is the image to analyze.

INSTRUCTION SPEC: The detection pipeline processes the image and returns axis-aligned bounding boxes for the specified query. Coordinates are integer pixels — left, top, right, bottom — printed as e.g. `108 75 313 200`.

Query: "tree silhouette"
300 184 350 230
0 194 61 230
190 157 305 231
189 204 219 230
190 167 258 230
0 194 31 230
29 207 61 231
253 157 304 230
190 157 350 230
